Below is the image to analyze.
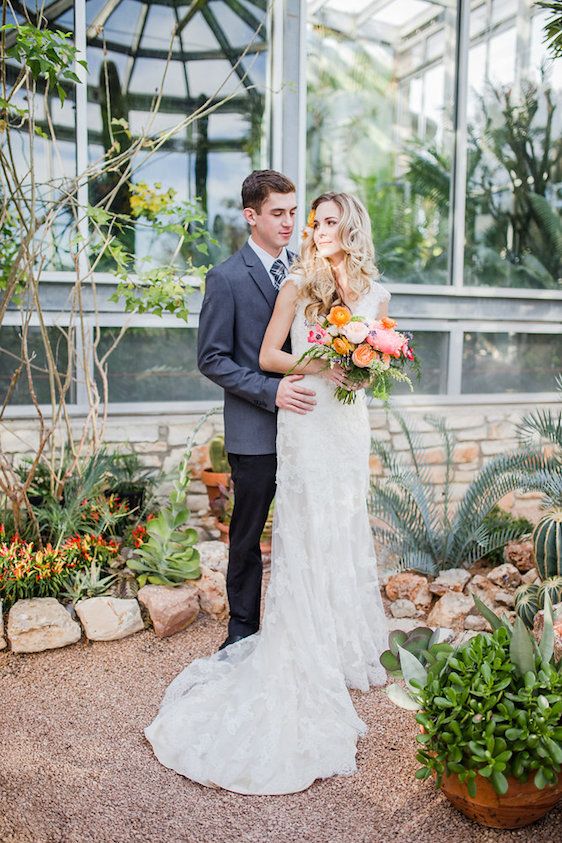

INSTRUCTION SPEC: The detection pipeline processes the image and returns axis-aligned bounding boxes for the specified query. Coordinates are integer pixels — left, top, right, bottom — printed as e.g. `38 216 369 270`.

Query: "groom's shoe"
218 633 246 652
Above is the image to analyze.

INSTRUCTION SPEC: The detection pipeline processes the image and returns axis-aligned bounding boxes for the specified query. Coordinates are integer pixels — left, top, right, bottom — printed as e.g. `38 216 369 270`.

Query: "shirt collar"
248 236 289 275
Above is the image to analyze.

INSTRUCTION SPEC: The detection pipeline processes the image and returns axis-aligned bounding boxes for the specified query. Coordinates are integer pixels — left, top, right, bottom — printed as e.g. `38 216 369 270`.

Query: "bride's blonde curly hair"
291 192 380 323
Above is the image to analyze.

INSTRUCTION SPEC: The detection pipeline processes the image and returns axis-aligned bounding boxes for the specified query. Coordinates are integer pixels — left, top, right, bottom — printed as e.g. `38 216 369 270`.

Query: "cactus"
515 582 540 628
533 510 562 580
538 575 562 609
209 435 229 473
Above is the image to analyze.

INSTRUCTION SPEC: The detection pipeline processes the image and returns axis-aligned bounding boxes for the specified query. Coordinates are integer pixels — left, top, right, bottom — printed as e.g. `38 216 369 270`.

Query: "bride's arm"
259 281 325 375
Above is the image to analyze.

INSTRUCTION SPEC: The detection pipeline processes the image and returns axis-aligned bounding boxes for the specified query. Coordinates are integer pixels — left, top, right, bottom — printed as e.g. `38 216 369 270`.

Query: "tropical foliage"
369 409 556 574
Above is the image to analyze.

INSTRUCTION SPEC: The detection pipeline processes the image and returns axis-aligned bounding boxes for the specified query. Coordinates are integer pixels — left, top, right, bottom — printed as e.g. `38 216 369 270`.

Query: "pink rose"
342 320 370 344
307 325 330 345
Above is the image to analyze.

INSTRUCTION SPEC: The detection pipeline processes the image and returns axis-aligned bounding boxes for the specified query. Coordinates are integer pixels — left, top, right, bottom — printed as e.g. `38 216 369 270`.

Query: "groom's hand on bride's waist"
275 375 316 415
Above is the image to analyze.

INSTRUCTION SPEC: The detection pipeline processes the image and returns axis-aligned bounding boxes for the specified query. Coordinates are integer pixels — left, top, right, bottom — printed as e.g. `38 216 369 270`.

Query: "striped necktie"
270 259 288 290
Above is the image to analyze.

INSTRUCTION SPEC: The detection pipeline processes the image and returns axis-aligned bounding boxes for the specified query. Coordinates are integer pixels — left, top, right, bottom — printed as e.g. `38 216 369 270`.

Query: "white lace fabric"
144 279 390 795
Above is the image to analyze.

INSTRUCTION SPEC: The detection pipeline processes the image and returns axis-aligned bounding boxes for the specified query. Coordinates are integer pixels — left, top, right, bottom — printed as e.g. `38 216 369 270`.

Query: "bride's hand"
318 362 350 387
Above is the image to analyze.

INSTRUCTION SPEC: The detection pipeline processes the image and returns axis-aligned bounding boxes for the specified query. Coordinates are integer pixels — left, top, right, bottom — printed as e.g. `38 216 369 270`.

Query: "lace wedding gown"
144 279 390 795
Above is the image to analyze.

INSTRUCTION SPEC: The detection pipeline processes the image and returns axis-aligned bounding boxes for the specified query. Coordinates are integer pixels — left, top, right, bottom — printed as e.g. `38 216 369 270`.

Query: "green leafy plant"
384 594 562 797
369 409 555 574
380 627 451 677
126 409 219 587
538 1 562 58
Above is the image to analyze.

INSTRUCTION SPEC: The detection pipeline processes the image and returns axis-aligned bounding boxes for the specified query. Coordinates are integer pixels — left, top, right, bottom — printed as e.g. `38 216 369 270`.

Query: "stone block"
8 598 82 653
196 540 229 576
75 597 144 641
487 562 521 590
429 568 471 596
445 414 486 431
385 572 432 609
453 444 480 464
133 441 169 453
421 447 445 465
455 425 488 441
389 599 420 619
103 424 160 443
393 432 443 450
137 584 199 638
481 440 517 456
0 428 40 455
427 592 474 628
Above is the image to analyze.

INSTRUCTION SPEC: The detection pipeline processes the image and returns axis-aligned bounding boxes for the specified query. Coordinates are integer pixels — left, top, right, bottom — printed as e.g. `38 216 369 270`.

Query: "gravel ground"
1 613 560 843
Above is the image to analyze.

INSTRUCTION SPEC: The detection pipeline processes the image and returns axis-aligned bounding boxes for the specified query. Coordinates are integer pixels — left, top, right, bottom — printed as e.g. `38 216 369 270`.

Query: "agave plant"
370 409 557 575
61 561 117 605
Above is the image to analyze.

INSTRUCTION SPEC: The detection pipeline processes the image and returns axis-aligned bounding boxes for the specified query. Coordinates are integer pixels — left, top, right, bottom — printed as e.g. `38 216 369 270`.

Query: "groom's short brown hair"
242 170 296 213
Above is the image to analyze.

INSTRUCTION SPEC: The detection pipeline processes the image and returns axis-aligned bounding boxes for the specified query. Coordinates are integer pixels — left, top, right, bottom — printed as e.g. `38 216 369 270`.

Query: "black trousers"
226 452 277 637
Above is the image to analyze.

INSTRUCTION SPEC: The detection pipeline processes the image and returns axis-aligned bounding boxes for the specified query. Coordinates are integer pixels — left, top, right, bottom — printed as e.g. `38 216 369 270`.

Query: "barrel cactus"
533 510 562 579
515 582 541 628
538 575 562 609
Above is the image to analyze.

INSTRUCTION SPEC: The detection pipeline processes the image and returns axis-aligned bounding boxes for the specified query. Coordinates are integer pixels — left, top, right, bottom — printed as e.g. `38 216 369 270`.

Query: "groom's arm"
197 267 280 412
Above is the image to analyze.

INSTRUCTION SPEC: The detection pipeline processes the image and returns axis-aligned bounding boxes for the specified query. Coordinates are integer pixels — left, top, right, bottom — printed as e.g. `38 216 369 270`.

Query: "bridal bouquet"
296 305 417 404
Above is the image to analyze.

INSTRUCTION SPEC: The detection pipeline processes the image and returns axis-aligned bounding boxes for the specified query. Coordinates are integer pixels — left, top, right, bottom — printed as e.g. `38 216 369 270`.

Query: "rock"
466 574 498 607
533 603 562 662
194 566 229 620
385 572 432 609
7 598 82 653
453 630 479 647
464 615 492 632
503 537 534 572
430 627 455 644
75 597 144 641
429 569 471 596
0 600 6 650
494 590 515 607
137 585 200 638
195 541 229 577
386 618 421 634
487 563 522 590
389 599 419 619
426 592 475 629
522 568 539 585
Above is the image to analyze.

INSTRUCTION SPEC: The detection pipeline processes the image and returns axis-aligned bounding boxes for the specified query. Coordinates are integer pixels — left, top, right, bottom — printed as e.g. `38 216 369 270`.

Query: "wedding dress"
144 279 390 795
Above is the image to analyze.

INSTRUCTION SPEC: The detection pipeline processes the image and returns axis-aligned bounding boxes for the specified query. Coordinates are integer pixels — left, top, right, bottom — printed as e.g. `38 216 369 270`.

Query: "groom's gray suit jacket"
197 242 294 455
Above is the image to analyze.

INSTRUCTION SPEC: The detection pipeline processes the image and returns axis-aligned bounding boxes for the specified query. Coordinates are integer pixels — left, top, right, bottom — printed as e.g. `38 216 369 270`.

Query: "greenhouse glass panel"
388 331 449 395
307 0 458 285
463 8 562 289
0 327 74 405
462 332 562 393
95 327 222 402
85 0 269 268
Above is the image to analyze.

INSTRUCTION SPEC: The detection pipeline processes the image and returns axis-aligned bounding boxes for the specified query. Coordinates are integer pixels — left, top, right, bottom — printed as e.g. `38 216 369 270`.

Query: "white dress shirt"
248 236 290 285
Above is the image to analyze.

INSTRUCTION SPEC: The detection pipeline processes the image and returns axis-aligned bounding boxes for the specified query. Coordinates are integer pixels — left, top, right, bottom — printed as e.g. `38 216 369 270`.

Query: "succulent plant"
62 561 116 604
533 510 562 580
208 435 230 474
380 626 440 675
514 582 541 628
384 594 562 797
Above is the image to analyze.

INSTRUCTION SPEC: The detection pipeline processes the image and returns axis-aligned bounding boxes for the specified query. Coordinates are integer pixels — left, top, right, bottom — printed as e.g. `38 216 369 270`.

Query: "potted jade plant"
383 595 562 829
201 436 231 508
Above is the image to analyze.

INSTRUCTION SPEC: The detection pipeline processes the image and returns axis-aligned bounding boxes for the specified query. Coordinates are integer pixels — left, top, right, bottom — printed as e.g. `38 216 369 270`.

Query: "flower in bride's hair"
352 343 375 368
342 320 369 344
332 336 353 355
307 325 330 346
327 305 352 327
307 209 316 228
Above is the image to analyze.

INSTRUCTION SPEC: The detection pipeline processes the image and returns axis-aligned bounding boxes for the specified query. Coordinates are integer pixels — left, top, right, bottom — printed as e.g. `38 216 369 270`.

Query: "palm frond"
398 550 438 577
516 408 562 449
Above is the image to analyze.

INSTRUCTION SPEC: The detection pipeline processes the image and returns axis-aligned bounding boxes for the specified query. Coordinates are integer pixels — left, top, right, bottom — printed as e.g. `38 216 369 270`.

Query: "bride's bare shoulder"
370 278 391 302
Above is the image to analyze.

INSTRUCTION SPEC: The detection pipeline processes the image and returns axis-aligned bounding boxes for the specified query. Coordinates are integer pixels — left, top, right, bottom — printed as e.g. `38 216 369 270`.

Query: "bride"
144 192 390 795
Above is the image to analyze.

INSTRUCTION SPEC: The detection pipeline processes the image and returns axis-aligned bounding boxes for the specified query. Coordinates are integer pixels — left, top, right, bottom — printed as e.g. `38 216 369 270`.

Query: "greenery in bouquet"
384 595 562 798
293 304 419 404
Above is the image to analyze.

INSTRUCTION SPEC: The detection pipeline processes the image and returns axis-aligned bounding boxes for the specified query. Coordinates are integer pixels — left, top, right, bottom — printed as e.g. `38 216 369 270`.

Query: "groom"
197 170 316 651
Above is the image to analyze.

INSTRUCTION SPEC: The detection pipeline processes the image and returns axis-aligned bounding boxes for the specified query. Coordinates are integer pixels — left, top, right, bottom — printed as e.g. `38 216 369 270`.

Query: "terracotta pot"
440 769 562 829
200 469 231 506
213 519 271 555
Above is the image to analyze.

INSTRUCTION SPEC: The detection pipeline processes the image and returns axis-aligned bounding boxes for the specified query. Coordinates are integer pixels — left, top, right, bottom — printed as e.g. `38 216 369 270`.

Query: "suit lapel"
241 242 277 309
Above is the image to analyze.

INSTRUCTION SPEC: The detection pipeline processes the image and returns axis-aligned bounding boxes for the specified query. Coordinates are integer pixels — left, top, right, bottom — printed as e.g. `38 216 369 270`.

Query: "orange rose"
333 336 353 355
327 305 352 327
352 343 375 368
381 316 397 329
307 209 316 227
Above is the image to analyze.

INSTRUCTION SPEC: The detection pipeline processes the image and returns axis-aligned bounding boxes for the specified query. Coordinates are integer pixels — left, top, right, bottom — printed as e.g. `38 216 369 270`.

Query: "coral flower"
366 321 406 358
333 336 353 355
352 344 375 368
381 317 397 329
307 209 316 227
327 305 352 327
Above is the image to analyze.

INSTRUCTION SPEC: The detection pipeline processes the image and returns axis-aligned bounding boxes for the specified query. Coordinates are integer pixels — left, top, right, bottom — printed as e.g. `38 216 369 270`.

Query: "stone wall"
1 401 554 522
